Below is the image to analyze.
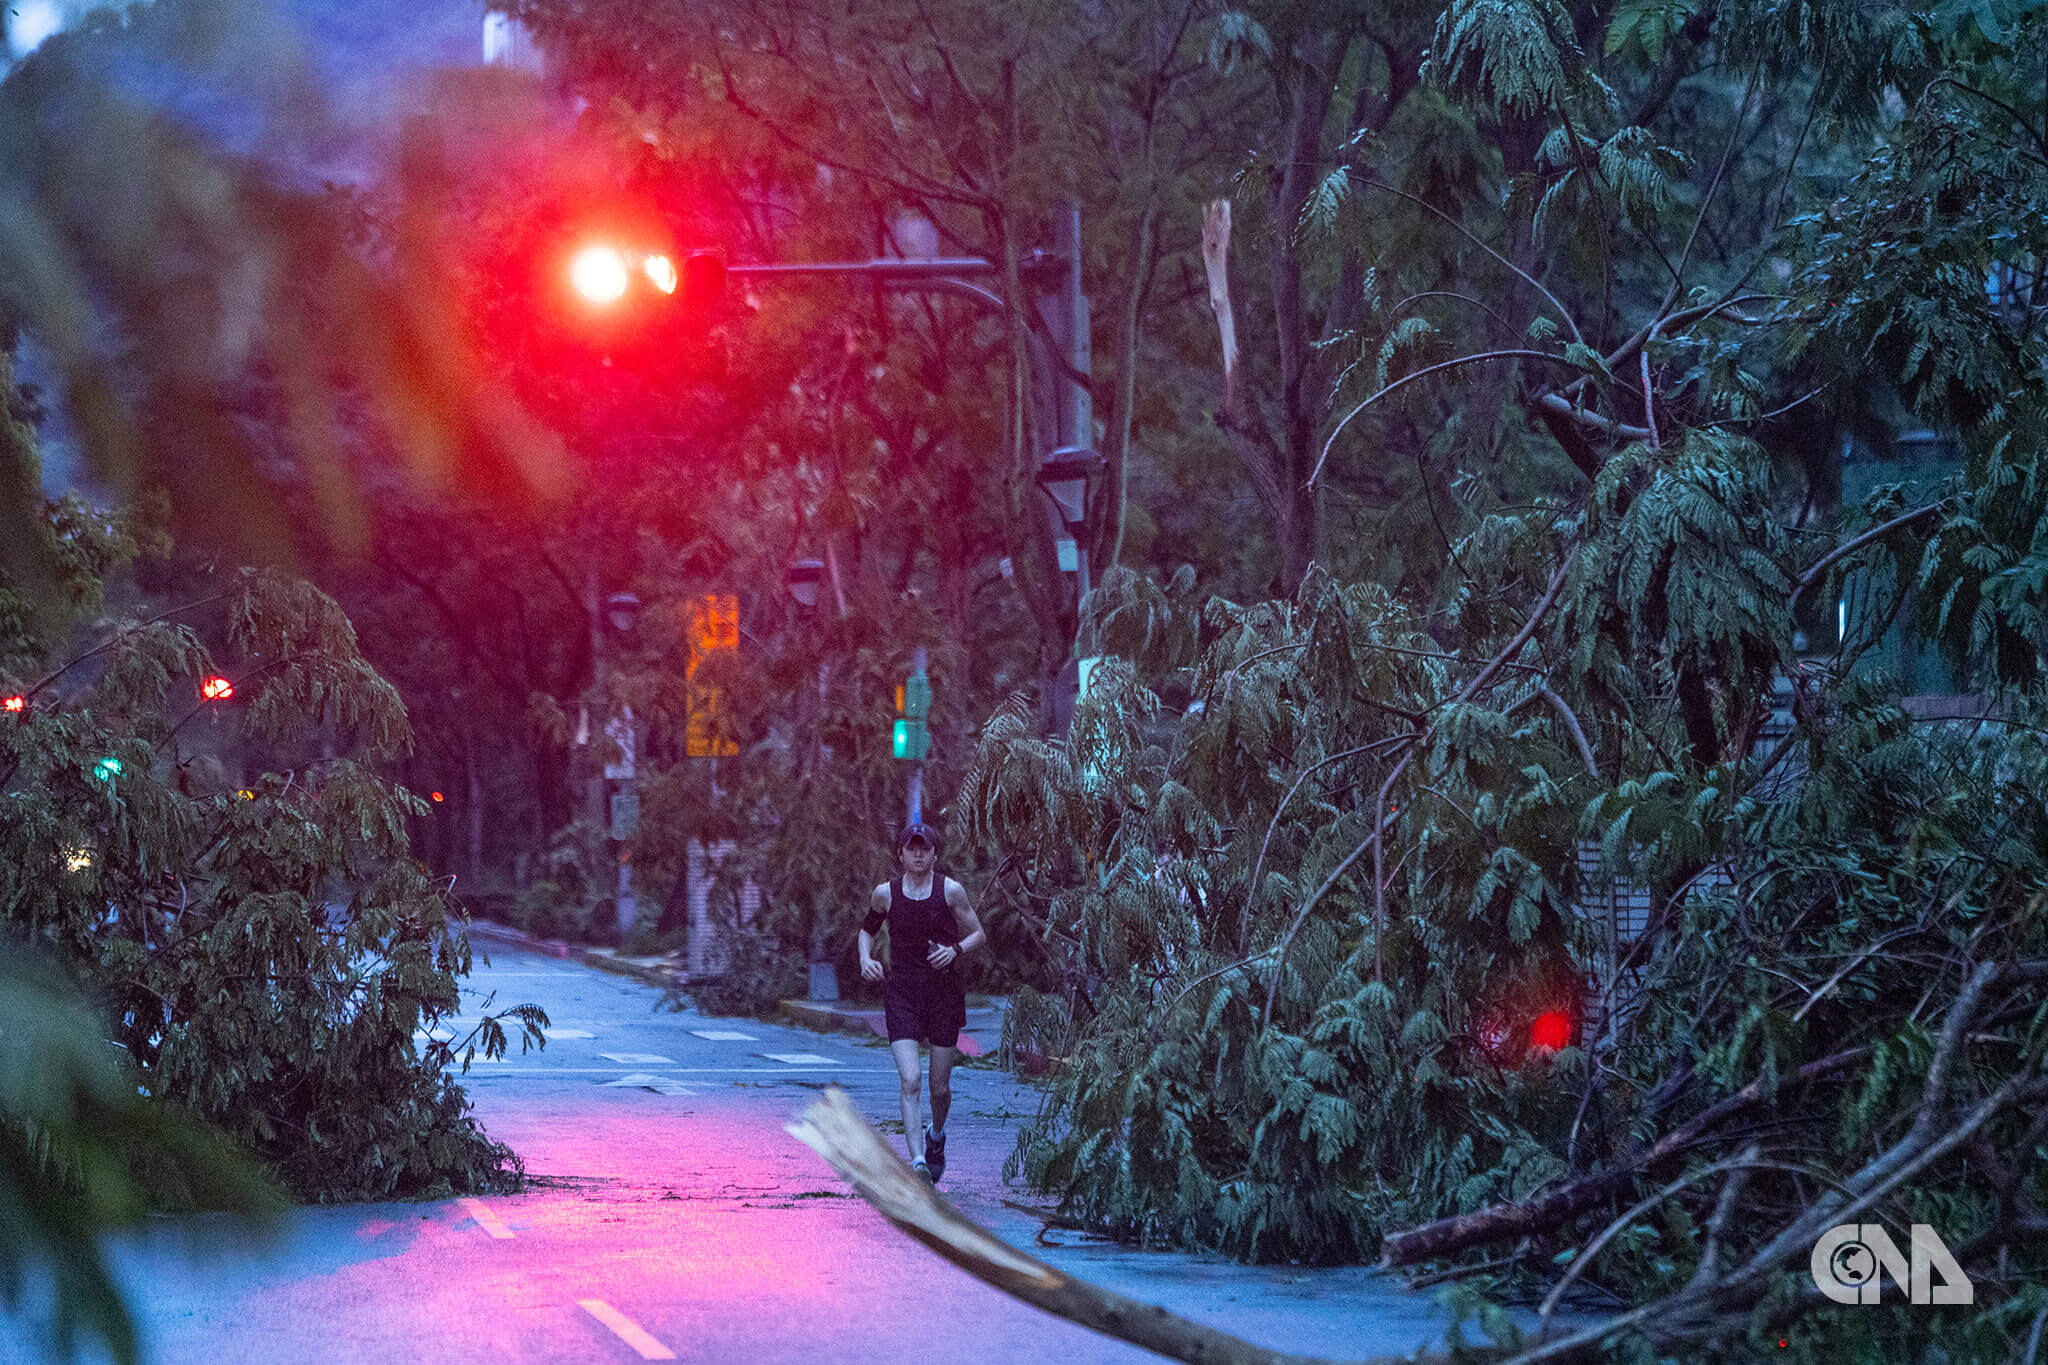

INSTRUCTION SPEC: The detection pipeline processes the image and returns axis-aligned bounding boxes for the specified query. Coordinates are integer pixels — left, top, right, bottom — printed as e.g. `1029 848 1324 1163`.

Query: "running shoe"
923 1127 947 1184
911 1157 934 1185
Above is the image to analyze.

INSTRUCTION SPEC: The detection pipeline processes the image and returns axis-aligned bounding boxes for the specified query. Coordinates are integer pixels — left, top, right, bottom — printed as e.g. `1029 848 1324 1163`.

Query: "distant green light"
93 756 123 781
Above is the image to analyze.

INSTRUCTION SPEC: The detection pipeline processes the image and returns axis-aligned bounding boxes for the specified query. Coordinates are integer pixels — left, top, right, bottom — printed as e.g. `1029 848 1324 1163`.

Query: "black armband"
861 908 885 934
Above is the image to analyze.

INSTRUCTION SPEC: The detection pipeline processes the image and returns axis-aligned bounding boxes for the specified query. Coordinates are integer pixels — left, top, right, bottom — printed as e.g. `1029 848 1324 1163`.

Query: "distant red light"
430 791 445 803
200 676 235 702
1530 1011 1572 1051
2 695 23 713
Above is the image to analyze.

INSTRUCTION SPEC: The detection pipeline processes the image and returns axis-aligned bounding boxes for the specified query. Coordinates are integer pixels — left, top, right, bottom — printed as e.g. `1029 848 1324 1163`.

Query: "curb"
779 998 887 1039
464 920 684 993
778 998 990 1058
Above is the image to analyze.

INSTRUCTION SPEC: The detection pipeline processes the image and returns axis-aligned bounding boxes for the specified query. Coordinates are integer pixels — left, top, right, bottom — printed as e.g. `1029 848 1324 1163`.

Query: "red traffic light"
200 675 235 702
566 242 723 308
430 791 446 803
1530 1010 1572 1051
2 695 23 713
570 245 632 304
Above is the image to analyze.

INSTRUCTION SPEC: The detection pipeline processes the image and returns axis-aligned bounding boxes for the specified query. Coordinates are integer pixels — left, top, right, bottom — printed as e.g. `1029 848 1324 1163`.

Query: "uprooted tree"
952 0 2048 1360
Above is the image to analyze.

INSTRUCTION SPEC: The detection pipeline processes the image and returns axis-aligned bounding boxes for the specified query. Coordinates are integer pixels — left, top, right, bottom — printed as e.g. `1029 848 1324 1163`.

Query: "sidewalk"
464 918 687 992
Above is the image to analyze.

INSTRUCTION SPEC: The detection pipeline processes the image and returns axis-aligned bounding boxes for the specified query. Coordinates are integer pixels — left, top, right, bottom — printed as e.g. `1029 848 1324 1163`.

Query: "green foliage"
958 0 2048 1357
0 501 543 1207
684 931 807 1019
0 944 283 1365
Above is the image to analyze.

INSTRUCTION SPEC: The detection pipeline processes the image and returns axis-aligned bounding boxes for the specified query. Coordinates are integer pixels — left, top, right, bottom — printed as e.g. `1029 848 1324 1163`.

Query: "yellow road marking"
579 1300 676 1359
459 1197 514 1239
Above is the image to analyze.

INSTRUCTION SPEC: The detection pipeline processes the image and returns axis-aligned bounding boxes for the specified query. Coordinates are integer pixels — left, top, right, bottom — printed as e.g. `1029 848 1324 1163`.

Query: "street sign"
603 705 636 779
609 790 640 840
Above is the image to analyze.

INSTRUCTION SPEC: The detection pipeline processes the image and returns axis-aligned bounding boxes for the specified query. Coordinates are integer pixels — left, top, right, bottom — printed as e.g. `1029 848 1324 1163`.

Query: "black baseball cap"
897 821 941 855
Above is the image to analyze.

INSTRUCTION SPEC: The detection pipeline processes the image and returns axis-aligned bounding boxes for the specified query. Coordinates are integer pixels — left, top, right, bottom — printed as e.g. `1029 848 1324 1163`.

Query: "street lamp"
1036 445 1102 535
784 558 825 610
605 591 644 634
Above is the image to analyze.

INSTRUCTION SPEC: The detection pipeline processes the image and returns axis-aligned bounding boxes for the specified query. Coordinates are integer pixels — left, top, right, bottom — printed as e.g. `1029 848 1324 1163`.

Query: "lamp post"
786 558 839 1001
602 590 643 942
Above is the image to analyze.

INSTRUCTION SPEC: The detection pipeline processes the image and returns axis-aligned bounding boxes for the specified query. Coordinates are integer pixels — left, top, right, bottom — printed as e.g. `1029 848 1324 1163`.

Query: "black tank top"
880 875 956 972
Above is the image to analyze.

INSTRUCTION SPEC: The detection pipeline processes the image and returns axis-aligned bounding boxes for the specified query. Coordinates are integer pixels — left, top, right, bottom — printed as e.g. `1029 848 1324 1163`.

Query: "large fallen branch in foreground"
787 1086 1453 1365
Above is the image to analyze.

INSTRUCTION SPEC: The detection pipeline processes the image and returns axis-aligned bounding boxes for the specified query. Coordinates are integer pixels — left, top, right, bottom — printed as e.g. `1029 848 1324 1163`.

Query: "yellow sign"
686 594 740 757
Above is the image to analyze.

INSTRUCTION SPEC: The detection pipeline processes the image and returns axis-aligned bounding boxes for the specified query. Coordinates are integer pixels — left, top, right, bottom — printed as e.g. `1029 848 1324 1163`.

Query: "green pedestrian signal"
892 663 933 760
92 756 122 782
892 718 930 761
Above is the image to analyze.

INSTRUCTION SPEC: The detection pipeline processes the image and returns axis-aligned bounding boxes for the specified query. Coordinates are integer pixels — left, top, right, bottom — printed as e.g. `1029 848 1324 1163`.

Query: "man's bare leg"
890 1038 925 1163
927 1044 956 1137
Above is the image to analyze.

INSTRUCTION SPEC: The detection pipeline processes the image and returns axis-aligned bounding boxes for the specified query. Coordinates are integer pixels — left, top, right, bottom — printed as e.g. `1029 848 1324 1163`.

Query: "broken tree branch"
788 1087 1450 1365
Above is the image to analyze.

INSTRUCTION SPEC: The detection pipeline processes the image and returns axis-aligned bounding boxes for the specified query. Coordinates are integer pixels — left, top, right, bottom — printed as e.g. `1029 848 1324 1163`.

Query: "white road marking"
763 1053 839 1065
689 1029 758 1041
459 1197 514 1239
542 1027 596 1039
600 1074 702 1095
579 1300 676 1359
599 1052 676 1064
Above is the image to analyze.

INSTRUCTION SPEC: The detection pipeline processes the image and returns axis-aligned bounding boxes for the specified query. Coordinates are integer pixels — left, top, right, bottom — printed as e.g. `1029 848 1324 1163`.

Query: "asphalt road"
5 942 1483 1364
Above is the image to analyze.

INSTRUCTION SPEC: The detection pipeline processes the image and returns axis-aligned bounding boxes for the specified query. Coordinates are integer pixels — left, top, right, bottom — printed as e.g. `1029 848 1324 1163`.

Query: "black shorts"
883 968 966 1048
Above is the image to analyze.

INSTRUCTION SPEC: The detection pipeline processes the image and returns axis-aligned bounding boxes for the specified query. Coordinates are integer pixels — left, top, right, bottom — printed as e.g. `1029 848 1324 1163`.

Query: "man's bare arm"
858 883 890 982
946 880 987 956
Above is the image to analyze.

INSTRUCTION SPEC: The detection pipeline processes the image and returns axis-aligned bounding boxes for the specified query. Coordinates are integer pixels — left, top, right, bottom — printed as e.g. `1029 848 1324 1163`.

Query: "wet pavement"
4 941 1488 1364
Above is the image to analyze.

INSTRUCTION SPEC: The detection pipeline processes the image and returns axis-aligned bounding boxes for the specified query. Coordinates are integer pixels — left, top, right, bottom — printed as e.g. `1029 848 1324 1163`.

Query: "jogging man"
859 821 985 1184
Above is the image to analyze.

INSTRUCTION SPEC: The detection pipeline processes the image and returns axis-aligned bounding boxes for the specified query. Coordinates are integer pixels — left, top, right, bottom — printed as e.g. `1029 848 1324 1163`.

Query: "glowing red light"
2 695 23 713
643 253 678 294
200 675 235 701
1530 1011 1572 1051
570 246 631 304
430 791 445 803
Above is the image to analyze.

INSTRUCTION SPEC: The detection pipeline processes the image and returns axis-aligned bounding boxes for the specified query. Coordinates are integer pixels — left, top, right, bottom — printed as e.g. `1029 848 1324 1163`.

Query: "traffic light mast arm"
727 257 1009 281
727 258 1090 395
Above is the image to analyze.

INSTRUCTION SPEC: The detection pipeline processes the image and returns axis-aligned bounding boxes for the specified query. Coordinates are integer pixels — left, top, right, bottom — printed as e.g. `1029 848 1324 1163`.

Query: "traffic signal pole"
907 645 927 827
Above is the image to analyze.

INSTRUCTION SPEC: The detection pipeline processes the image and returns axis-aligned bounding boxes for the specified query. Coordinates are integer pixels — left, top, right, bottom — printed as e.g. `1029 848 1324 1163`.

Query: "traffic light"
892 665 931 761
199 675 234 702
2 694 23 714
686 594 740 758
566 242 725 311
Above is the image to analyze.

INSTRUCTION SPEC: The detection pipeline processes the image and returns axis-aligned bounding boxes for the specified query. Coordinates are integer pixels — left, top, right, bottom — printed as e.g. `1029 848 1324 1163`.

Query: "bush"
687 931 807 1018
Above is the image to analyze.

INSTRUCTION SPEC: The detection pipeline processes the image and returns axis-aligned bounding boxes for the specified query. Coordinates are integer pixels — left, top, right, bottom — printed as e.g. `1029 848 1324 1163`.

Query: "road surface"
5 941 1486 1364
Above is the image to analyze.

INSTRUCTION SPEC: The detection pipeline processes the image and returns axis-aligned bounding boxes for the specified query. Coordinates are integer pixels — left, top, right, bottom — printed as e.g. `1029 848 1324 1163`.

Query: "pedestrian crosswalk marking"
579 1300 676 1359
599 1052 675 1064
763 1053 837 1066
689 1029 758 1041
459 1197 514 1239
601 1074 701 1095
542 1027 596 1039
